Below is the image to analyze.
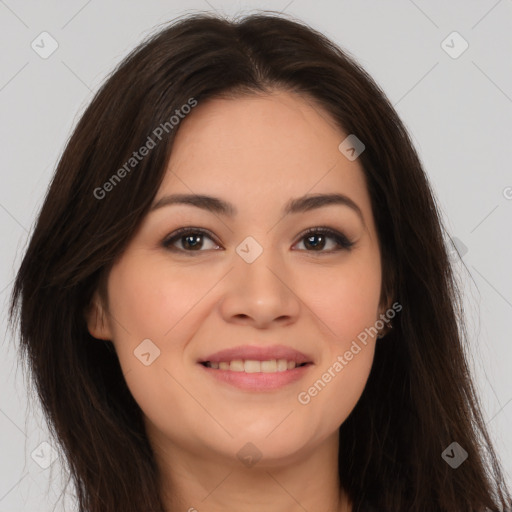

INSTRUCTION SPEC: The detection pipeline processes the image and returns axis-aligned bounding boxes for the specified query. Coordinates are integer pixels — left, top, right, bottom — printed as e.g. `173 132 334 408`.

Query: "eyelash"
161 226 354 254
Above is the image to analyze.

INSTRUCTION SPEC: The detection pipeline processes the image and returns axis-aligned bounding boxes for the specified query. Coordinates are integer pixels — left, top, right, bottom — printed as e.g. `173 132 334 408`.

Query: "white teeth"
261 360 277 373
205 359 302 372
277 359 288 371
244 360 261 373
230 360 244 372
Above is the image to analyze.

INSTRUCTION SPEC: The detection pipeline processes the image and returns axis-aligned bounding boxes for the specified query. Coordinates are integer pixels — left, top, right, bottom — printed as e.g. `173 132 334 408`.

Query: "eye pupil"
305 234 325 250
183 234 202 250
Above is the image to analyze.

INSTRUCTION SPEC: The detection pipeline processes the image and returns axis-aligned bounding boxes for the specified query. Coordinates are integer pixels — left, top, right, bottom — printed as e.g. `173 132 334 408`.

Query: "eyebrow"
150 192 364 222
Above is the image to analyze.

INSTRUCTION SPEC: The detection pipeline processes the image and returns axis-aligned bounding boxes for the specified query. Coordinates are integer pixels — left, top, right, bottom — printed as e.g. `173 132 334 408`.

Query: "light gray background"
1 1 511 510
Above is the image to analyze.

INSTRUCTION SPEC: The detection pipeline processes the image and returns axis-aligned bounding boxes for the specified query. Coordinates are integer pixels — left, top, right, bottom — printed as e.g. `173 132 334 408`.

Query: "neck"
149 429 352 512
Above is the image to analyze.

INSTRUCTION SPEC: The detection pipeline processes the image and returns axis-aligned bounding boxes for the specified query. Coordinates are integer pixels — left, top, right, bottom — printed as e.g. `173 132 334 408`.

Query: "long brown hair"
9 11 511 512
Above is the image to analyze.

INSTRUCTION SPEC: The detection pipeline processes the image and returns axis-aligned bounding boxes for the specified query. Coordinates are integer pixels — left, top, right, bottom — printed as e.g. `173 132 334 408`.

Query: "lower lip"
198 363 313 391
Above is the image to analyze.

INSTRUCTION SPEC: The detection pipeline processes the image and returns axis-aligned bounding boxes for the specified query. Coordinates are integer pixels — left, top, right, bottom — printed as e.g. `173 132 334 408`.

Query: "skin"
86 90 390 512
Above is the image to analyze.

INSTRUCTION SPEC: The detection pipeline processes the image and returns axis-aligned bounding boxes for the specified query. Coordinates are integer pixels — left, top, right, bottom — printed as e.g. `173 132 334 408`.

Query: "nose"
219 246 301 329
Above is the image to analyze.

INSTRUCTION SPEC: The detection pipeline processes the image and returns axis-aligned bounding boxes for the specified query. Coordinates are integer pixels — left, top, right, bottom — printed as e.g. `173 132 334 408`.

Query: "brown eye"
162 228 221 252
294 227 354 252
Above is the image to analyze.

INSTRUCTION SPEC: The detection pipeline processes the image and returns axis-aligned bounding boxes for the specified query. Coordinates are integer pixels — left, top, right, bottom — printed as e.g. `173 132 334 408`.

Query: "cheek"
106 253 212 343
104 259 213 443
297 323 376 431
297 252 382 343
292 252 381 424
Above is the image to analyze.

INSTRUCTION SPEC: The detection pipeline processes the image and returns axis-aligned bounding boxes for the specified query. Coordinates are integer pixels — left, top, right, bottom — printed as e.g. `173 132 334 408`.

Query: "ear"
378 297 393 318
377 291 395 338
84 290 113 340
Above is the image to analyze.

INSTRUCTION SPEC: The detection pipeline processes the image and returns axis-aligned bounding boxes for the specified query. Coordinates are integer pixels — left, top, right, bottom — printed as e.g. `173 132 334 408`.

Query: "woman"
9 11 511 512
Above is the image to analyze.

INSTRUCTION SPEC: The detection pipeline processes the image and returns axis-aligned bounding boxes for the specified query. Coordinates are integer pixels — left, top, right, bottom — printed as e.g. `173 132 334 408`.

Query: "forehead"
159 91 371 217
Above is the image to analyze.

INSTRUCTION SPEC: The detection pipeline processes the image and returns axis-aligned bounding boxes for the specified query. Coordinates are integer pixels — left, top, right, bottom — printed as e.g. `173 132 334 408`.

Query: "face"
87 90 388 468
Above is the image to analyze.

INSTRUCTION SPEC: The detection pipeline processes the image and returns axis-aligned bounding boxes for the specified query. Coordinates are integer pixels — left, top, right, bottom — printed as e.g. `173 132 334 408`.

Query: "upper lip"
199 345 313 365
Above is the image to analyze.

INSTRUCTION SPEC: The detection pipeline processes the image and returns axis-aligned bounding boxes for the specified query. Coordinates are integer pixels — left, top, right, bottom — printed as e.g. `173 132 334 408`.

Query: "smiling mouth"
200 360 311 373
